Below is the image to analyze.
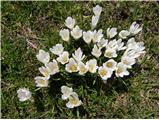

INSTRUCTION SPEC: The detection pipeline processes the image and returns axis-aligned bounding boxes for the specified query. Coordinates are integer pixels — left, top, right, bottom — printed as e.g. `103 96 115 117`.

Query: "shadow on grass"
34 90 45 112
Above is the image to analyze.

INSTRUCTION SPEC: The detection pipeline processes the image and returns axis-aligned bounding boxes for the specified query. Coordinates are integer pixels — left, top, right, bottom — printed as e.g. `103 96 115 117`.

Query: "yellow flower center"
117 67 123 74
106 62 113 68
39 79 46 85
80 66 86 73
123 60 129 65
105 51 113 57
89 64 94 71
100 69 107 77
70 96 78 105
70 65 77 72
63 56 68 63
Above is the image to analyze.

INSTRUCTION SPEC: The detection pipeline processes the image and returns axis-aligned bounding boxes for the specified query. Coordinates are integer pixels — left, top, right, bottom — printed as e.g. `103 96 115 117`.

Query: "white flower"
92 29 103 43
83 31 93 44
65 58 79 73
71 25 82 39
107 28 117 39
93 5 102 16
61 86 73 100
78 62 88 75
129 21 142 35
116 39 127 51
103 59 117 71
65 17 75 29
121 56 136 68
57 51 69 65
97 38 108 49
72 47 85 62
98 66 112 80
66 92 82 109
39 66 50 78
119 30 130 39
91 15 99 29
106 39 118 50
115 62 129 77
124 38 145 59
17 88 32 102
45 60 59 75
91 44 102 58
49 44 64 56
104 48 117 58
36 49 50 65
59 29 70 42
34 76 49 87
86 59 98 73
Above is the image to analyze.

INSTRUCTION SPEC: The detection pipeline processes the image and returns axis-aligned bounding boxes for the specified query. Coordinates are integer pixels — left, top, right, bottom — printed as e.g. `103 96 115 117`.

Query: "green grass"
1 1 159 119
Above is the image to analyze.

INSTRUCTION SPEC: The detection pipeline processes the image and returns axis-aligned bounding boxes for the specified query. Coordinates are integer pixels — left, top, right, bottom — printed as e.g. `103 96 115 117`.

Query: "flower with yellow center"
39 66 50 78
103 59 117 71
121 56 136 69
86 59 98 73
115 62 129 77
104 48 117 58
34 76 49 87
57 51 69 65
65 58 79 73
45 60 59 75
98 66 112 80
78 62 88 75
66 92 82 109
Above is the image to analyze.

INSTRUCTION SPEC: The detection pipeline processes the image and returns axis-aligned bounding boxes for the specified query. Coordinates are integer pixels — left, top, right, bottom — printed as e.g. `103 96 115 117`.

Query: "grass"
1 1 159 119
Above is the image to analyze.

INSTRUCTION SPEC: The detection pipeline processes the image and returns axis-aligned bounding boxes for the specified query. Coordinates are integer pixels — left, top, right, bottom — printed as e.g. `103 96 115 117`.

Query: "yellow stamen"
100 69 107 77
106 62 113 68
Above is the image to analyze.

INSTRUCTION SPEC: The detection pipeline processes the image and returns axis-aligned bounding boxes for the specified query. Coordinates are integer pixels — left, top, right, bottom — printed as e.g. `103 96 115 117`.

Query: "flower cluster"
17 5 145 109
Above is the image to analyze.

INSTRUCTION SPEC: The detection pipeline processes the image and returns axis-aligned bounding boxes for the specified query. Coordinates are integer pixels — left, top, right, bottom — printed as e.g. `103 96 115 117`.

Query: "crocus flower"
61 86 73 100
66 92 82 109
45 60 59 75
116 39 127 51
121 56 136 69
98 66 112 80
91 15 99 29
115 62 129 77
39 66 50 78
83 31 93 44
78 62 88 75
104 48 117 58
119 30 130 39
57 51 69 65
71 25 82 39
49 44 64 56
97 38 108 49
86 59 98 73
107 27 117 39
17 88 32 102
34 76 49 87
65 17 75 29
65 58 79 73
93 5 102 16
59 29 70 42
36 49 50 65
91 44 102 58
129 21 142 35
72 47 85 62
92 29 103 43
103 59 117 71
